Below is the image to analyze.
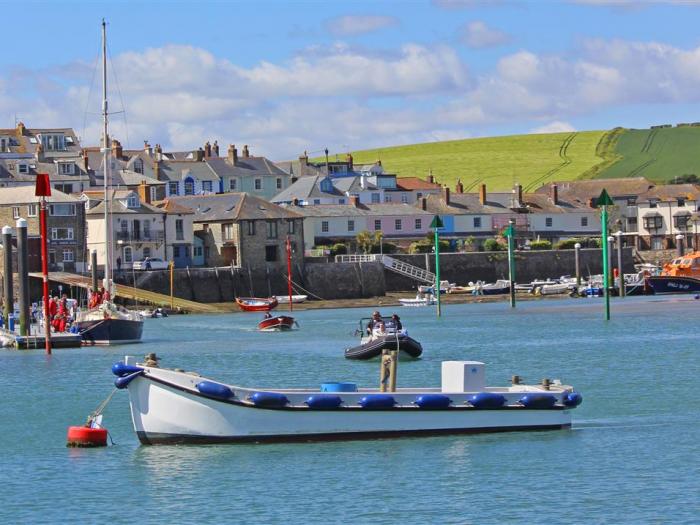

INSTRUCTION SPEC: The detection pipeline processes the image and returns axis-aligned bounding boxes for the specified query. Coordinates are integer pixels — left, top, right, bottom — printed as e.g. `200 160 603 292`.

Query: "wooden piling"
2 225 13 324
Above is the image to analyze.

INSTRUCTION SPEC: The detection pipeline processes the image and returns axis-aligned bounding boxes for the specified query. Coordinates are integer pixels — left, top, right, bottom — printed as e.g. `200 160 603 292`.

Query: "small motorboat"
113 356 583 444
399 292 436 307
345 316 423 360
235 297 279 312
273 294 308 304
258 315 297 331
471 280 510 296
418 280 454 294
139 307 168 318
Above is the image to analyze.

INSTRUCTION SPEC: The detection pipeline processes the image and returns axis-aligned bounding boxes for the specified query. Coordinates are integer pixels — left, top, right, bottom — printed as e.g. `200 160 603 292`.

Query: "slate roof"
0 125 82 159
156 160 220 183
0 186 79 205
168 193 302 222
423 191 593 215
206 156 289 179
534 178 655 199
272 174 379 203
289 203 433 218
395 177 442 191
153 199 194 215
638 184 700 202
85 189 162 216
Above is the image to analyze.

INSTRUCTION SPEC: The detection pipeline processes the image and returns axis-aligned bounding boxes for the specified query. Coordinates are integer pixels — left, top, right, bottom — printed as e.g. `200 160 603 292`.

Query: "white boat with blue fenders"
113 357 582 445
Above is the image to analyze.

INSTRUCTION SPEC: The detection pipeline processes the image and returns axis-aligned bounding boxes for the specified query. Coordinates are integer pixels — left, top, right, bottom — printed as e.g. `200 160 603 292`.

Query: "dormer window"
127 195 139 208
133 159 143 174
40 134 66 151
17 164 28 174
59 163 74 175
320 177 334 193
649 199 658 209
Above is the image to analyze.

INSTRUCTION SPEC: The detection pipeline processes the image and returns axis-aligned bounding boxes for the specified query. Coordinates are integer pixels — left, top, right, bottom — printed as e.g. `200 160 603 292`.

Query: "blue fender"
414 394 452 409
468 392 506 409
563 392 583 407
519 393 558 409
305 395 343 410
359 394 396 409
196 381 234 400
112 362 143 377
250 391 289 408
114 370 142 389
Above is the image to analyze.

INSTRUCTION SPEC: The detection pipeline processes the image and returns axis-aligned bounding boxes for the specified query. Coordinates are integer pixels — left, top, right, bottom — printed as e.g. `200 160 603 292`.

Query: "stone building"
0 186 86 272
168 193 304 269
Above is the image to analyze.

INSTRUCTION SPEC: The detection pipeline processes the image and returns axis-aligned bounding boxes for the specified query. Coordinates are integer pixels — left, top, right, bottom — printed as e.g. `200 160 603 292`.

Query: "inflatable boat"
344 316 422 360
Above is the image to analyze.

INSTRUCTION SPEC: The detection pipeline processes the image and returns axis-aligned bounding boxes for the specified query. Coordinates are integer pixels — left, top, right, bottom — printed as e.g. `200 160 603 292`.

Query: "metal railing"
380 255 435 284
334 254 381 263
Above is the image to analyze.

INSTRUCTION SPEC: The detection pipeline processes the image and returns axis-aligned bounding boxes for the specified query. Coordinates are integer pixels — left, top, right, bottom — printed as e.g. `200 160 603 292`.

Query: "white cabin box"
441 361 486 393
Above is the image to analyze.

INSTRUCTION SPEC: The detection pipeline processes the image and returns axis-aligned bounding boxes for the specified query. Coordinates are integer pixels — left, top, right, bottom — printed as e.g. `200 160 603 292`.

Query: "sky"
2 0 700 160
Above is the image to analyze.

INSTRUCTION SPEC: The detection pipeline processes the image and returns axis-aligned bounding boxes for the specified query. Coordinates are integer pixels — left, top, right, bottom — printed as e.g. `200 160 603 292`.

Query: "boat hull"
236 297 279 312
258 316 295 331
647 276 700 294
345 335 423 360
127 374 572 445
77 318 144 345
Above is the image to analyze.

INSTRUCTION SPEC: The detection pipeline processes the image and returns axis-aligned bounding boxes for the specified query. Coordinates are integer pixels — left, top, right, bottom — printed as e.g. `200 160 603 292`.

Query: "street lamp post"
676 233 684 257
615 231 625 298
574 242 581 286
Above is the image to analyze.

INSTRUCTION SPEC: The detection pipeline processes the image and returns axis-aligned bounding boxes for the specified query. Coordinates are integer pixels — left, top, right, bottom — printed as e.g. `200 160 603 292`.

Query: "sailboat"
74 20 144 345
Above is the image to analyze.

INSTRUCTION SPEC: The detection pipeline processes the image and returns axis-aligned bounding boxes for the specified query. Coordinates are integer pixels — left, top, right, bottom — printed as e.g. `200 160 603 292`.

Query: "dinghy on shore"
113 357 582 445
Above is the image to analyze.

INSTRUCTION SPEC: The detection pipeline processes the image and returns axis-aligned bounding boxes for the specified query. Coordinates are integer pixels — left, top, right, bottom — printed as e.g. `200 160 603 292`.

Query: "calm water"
2 296 698 524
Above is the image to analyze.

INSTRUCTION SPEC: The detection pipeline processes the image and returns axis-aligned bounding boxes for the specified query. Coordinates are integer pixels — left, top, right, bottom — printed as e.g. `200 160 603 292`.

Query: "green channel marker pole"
598 189 613 321
430 215 444 317
504 219 516 308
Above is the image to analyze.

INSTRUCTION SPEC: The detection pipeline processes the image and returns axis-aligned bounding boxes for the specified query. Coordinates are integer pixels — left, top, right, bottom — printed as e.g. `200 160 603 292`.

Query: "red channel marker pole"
286 236 293 312
35 173 52 354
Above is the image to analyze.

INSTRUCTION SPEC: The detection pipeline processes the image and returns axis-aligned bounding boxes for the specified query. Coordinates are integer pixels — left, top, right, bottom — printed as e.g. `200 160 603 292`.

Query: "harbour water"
2 296 698 524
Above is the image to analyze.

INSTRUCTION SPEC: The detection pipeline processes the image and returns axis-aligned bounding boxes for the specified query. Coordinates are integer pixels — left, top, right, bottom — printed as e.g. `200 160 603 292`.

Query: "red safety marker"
66 425 108 448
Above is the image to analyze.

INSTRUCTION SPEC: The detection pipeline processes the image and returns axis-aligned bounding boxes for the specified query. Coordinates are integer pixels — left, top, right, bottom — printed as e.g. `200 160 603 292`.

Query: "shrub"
370 242 399 254
330 243 347 256
529 239 552 251
408 240 450 254
554 237 601 249
483 238 505 252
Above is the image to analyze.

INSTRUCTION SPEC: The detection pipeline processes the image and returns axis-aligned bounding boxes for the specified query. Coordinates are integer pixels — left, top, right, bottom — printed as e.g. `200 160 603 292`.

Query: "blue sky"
2 0 700 159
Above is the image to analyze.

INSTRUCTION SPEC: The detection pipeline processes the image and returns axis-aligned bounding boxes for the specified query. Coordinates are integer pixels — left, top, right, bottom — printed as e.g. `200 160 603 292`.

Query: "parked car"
132 257 169 271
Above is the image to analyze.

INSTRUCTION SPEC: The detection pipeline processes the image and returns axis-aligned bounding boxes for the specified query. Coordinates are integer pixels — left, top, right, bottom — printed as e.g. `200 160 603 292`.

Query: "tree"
355 230 374 254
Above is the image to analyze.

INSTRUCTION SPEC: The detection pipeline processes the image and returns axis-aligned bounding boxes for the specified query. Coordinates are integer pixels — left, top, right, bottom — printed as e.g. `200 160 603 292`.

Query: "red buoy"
66 425 108 447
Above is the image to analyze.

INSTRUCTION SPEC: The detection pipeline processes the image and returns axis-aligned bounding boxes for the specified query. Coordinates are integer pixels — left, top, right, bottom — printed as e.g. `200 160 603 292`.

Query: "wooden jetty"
0 328 82 349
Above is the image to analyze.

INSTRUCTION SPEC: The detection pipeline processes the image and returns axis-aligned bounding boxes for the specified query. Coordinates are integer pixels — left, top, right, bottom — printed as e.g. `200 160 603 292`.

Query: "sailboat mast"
101 19 111 289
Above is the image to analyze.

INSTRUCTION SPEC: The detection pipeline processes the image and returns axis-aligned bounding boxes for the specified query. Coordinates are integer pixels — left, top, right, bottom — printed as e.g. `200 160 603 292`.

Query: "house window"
644 216 663 231
678 198 686 207
313 199 321 205
348 220 355 232
254 179 262 190
371 193 380 204
27 204 38 217
143 247 151 259
321 221 329 233
202 181 213 193
287 220 295 234
173 246 181 258
168 182 179 195
649 200 658 209
581 217 588 227
401 194 408 204
41 134 65 151
265 245 278 262
12 206 19 219
651 237 664 250
184 179 195 196
18 164 28 174
175 219 184 240
194 246 203 257
628 217 638 228
415 218 422 230
49 204 76 216
123 246 133 263
276 178 282 189
229 178 237 191
50 228 74 240
150 187 157 202
338 198 345 204
133 160 143 174
395 219 402 230
267 221 278 239
127 195 139 208
627 197 637 206
55 183 73 194
374 219 381 231
545 217 553 228
247 221 255 235
385 195 392 203
674 214 690 229
473 217 481 228
62 249 74 262
222 223 234 240
59 163 74 175
417 192 423 198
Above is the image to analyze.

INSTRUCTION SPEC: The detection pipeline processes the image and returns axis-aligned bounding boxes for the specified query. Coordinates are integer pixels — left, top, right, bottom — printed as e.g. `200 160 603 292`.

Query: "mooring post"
2 225 13 325
389 349 398 392
505 218 516 308
676 234 684 257
598 189 613 321
574 242 581 287
91 250 98 292
616 231 625 298
16 218 30 336
430 215 444 317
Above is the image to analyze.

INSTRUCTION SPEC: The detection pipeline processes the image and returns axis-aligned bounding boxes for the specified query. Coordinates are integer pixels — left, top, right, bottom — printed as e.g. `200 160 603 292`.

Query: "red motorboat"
258 315 297 331
236 297 279 312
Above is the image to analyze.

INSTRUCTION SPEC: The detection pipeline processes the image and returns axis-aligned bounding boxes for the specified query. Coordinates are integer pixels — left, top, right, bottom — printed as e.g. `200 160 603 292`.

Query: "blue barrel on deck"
519 393 557 409
468 392 506 409
414 394 452 409
563 392 583 407
321 382 357 392
197 381 234 400
250 391 289 408
359 394 396 409
305 395 343 410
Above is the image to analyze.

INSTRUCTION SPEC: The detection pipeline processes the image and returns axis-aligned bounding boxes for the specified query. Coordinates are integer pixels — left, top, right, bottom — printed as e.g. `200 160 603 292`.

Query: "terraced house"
0 186 86 272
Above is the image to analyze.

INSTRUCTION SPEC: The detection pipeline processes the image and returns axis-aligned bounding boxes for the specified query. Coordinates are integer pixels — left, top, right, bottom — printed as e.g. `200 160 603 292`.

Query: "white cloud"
530 121 576 134
325 15 398 36
460 21 510 48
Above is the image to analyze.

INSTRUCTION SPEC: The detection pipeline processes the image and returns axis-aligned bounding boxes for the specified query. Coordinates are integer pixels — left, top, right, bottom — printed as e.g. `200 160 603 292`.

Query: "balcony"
115 229 165 243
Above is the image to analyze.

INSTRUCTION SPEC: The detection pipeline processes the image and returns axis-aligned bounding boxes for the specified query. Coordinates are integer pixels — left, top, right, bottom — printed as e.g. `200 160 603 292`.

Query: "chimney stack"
213 140 219 157
35 142 44 162
144 141 152 156
15 121 26 136
138 181 151 205
196 148 204 162
420 197 427 211
153 160 161 181
154 144 163 162
516 184 523 205
346 153 353 171
443 186 450 206
204 141 211 158
427 170 434 184
456 179 464 194
111 139 123 159
349 195 359 207
82 149 89 172
550 183 558 205
479 183 487 205
228 144 238 165
242 145 250 158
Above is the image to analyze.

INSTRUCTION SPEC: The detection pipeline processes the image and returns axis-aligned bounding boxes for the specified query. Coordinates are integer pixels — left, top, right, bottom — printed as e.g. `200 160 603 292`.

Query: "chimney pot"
242 145 250 158
346 153 354 170
516 184 523 205
479 183 487 205
111 138 123 159
204 141 211 158
443 186 450 206
427 170 434 184
550 183 558 205
213 140 219 157
144 141 152 156
455 179 464 194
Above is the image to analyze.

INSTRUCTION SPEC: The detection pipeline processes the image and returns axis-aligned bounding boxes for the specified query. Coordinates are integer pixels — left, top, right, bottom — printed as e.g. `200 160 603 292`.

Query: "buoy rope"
87 387 118 425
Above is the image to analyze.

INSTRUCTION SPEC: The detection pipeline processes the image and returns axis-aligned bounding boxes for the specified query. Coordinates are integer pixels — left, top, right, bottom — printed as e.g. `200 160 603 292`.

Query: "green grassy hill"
316 125 700 191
